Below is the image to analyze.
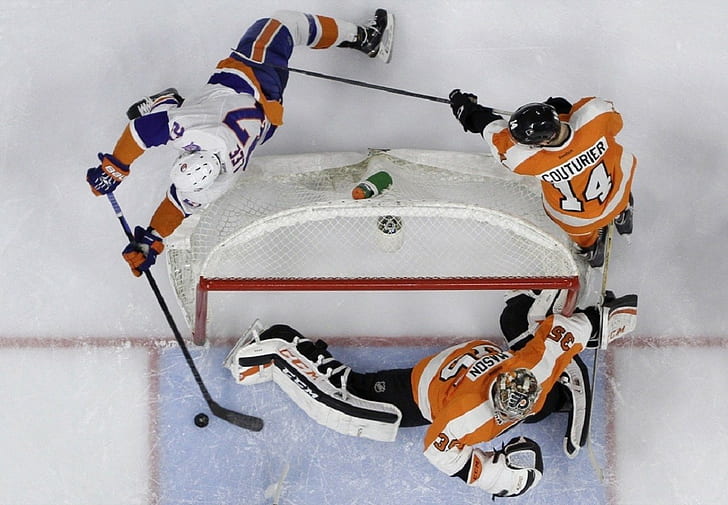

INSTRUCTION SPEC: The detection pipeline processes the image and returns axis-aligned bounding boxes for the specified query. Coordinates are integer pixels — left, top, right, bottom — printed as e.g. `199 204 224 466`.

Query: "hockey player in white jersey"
86 9 394 276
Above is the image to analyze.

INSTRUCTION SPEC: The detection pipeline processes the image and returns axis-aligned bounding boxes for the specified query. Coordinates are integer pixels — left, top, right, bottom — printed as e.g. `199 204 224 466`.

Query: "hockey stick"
584 224 615 482
229 48 512 115
105 193 264 432
288 66 514 116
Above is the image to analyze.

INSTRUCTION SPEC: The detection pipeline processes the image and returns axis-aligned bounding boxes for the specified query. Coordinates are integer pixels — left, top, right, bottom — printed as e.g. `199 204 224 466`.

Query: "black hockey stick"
288 66 514 116
106 193 264 432
229 48 512 115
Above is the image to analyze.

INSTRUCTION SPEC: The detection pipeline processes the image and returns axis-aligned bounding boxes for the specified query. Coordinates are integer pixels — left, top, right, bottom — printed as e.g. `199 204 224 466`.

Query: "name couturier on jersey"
448 90 636 268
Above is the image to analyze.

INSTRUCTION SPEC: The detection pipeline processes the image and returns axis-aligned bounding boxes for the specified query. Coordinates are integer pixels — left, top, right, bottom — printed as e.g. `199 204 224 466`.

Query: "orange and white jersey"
411 312 591 476
483 97 637 236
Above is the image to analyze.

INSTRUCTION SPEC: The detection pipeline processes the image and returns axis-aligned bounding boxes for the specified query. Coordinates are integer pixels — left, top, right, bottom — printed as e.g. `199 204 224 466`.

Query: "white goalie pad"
224 320 402 442
599 293 638 349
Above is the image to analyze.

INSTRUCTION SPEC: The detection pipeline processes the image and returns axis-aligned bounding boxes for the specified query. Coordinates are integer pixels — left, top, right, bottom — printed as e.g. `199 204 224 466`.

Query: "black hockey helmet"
508 103 561 145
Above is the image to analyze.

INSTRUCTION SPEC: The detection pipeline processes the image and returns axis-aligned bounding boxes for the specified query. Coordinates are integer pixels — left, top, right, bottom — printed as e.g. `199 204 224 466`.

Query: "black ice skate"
578 226 607 268
614 193 634 235
126 87 184 120
339 9 394 63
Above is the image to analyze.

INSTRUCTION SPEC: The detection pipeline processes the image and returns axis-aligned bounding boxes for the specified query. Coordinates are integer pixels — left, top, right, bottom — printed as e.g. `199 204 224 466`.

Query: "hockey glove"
544 96 572 115
448 89 501 134
86 153 130 196
466 437 543 498
122 226 164 277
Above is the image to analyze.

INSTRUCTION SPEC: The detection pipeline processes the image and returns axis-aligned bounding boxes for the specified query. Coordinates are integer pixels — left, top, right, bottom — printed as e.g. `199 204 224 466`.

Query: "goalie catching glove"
86 153 130 195
122 226 164 277
465 436 543 498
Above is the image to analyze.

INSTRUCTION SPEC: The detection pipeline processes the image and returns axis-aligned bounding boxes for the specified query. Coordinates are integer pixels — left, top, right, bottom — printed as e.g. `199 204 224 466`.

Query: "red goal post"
166 149 584 345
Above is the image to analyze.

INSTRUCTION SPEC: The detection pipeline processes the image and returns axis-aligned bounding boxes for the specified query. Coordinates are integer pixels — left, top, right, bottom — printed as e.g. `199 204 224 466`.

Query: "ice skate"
126 87 184 120
340 8 394 63
559 355 591 458
577 227 607 268
614 193 634 235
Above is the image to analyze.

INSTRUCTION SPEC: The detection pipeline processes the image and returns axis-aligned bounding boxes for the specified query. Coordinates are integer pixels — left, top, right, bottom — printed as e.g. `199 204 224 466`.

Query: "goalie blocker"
500 289 638 457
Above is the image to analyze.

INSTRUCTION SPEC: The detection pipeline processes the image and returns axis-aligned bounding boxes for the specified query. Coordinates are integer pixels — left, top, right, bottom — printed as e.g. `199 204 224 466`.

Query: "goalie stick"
105 193 264 432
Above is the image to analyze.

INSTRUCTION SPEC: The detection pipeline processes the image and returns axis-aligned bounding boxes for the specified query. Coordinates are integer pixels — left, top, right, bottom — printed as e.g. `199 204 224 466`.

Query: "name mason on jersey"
540 136 607 184
466 351 511 381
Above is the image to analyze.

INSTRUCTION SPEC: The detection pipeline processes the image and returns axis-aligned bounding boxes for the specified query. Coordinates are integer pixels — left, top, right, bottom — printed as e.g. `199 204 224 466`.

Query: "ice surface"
1 0 727 504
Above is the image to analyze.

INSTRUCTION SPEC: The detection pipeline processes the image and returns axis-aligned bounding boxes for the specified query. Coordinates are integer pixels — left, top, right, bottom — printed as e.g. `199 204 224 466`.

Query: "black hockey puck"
194 413 209 428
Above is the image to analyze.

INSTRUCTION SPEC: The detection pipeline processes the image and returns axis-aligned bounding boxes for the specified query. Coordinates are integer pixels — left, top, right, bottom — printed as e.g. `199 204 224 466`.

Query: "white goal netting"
165 149 582 342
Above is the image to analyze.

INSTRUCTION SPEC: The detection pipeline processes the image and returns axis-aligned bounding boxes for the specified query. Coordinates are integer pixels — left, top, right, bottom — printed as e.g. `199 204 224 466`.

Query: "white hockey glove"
467 437 543 498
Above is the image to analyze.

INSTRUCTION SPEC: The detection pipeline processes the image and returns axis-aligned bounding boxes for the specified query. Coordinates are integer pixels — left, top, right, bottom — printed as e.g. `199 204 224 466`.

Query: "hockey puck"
194 413 209 428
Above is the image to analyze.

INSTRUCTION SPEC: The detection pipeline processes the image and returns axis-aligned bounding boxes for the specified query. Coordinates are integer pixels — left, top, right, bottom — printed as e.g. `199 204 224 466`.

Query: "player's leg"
229 9 392 101
572 227 608 268
224 321 403 441
346 369 430 427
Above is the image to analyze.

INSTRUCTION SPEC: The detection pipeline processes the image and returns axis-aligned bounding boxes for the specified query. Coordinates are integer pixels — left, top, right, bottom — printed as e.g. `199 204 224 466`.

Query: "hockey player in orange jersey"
85 9 394 277
448 90 636 267
225 290 638 498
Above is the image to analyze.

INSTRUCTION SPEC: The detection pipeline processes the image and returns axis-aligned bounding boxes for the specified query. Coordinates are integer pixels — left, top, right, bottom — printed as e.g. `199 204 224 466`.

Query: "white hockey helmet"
492 368 542 421
170 151 222 192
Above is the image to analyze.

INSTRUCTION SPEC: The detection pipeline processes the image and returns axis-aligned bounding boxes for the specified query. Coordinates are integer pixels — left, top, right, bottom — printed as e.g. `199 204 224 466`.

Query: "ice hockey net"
165 149 582 345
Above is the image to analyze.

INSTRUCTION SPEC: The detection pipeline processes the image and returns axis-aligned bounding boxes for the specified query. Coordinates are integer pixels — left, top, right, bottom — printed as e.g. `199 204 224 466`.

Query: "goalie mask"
492 368 541 421
170 151 222 192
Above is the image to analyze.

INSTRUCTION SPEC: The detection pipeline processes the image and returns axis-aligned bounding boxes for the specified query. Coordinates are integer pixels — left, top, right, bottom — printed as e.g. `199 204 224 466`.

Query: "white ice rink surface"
2 1 728 504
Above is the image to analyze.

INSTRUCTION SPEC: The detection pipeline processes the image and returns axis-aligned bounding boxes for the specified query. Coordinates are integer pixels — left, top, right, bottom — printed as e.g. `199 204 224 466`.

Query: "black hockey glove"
449 89 502 134
544 96 572 115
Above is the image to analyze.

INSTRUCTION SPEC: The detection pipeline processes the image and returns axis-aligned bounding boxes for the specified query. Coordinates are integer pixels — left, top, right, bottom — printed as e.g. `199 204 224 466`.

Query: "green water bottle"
351 171 393 200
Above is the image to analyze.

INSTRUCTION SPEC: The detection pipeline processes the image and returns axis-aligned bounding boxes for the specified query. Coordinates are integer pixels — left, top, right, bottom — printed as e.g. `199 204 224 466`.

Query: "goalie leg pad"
224 319 285 385
560 354 592 458
224 320 402 441
597 292 639 349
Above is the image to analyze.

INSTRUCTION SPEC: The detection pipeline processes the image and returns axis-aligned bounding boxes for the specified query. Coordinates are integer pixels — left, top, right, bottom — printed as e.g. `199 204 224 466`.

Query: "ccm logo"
547 325 575 351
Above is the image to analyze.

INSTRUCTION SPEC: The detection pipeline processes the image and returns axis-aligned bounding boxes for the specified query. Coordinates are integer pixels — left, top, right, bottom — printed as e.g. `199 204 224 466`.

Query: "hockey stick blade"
210 400 264 431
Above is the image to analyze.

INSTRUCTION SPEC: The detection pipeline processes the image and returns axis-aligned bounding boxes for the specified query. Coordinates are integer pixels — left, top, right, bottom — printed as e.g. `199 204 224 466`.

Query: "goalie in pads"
225 291 637 498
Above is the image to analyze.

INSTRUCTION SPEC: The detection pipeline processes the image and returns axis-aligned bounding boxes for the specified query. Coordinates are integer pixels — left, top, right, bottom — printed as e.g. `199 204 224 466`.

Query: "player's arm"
448 89 504 134
86 112 172 195
423 418 543 498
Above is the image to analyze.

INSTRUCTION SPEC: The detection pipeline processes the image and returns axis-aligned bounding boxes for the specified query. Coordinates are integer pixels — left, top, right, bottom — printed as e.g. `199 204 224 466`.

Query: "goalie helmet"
508 103 561 145
170 151 222 192
492 368 541 421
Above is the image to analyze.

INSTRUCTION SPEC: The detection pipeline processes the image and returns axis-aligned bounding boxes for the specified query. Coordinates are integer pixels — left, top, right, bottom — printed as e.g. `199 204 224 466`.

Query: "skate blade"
376 13 395 63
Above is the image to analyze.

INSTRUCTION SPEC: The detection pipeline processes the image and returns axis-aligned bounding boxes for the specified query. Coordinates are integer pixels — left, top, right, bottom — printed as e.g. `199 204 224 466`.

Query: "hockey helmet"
170 151 222 192
492 368 541 421
508 103 561 145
